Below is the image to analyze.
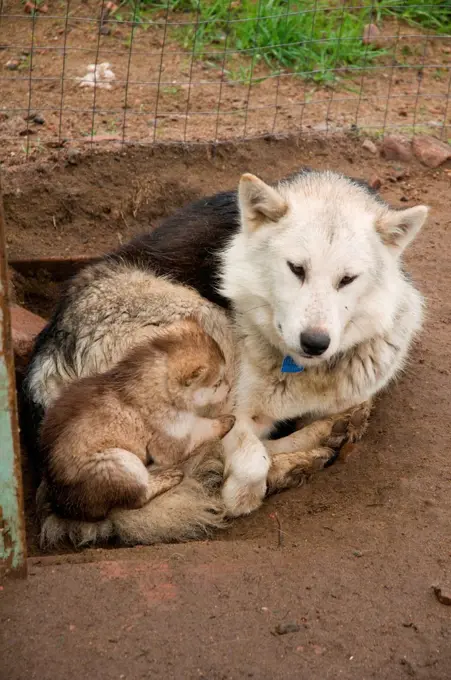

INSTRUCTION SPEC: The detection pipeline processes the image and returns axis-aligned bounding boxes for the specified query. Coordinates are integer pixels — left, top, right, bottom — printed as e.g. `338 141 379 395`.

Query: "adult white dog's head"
220 170 428 366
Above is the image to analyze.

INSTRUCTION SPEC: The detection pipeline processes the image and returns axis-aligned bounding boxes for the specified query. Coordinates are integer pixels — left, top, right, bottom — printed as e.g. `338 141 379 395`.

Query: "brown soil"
0 0 450 162
3 134 451 679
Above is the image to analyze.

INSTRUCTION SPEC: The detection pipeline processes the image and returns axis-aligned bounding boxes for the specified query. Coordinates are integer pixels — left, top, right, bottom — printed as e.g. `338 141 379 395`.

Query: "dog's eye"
338 274 358 289
287 261 305 282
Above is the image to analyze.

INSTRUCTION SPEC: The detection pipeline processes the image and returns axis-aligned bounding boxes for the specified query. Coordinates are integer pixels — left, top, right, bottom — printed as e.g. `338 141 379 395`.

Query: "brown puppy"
40 319 235 521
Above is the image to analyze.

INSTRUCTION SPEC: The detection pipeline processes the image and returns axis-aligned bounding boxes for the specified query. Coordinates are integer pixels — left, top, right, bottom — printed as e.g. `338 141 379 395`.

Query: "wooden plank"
9 255 98 282
0 171 27 579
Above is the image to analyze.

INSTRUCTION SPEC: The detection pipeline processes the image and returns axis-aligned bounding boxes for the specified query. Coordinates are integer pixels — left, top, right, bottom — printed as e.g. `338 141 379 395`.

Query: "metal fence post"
0 171 27 579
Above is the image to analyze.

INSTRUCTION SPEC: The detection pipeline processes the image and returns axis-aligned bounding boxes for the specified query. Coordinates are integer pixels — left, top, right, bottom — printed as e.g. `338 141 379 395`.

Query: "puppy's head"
162 320 230 408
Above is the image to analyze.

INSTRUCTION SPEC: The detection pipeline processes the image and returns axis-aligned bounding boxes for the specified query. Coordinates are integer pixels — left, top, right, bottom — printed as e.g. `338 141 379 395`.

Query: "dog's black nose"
300 329 330 356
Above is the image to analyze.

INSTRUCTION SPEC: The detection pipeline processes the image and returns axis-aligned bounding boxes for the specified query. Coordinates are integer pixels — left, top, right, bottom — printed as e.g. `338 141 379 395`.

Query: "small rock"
362 23 381 46
432 586 451 606
380 135 412 163
275 622 301 635
393 168 409 181
362 138 377 154
412 135 451 169
5 58 20 70
369 175 382 191
402 621 418 631
32 113 45 124
66 148 81 165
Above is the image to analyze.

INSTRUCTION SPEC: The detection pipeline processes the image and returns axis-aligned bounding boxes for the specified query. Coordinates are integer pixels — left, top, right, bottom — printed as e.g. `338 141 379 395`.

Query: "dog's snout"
300 329 330 356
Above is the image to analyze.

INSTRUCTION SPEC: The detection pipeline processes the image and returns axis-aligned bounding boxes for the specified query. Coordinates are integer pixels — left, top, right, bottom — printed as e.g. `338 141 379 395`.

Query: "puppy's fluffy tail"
38 448 226 549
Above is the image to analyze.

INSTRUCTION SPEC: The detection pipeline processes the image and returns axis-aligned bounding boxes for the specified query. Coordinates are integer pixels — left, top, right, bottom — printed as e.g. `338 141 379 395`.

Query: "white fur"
163 411 198 440
219 171 427 516
163 411 226 453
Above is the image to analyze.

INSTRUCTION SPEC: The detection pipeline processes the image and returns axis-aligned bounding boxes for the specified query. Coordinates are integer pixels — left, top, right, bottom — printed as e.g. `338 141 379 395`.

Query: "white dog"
219 171 427 515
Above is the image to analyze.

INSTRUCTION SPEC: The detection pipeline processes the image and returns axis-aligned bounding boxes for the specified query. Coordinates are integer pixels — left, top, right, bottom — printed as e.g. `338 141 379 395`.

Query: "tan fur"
27 263 238 410
38 445 227 548
40 319 235 521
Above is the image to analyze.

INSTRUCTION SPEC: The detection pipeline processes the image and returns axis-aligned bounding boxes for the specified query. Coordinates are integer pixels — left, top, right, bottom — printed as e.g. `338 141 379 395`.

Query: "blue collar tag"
281 356 304 374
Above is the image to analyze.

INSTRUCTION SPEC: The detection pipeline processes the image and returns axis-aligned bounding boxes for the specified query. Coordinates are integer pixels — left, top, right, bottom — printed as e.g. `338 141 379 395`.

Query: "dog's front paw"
221 474 266 517
325 400 372 449
267 447 334 494
346 401 372 442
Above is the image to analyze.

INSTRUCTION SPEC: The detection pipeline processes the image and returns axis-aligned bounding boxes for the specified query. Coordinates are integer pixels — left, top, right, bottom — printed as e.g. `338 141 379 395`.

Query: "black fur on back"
108 189 240 309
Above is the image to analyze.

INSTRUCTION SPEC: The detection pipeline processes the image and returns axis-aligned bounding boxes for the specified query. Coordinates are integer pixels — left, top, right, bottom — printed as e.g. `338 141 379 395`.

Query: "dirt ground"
1 0 450 161
2 134 451 678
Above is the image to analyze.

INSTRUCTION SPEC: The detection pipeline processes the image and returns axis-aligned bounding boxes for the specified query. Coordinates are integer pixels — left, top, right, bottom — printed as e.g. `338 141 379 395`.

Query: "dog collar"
281 355 304 374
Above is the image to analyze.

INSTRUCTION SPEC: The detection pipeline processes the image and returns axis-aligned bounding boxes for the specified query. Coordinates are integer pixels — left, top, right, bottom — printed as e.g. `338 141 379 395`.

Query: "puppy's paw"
217 415 236 439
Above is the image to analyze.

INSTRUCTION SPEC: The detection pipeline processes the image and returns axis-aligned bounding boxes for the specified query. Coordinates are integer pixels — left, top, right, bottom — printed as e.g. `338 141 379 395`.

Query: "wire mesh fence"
0 0 450 159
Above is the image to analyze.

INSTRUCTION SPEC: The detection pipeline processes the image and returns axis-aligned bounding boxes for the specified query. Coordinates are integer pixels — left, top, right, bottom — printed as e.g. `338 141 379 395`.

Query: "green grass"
124 0 387 83
377 0 451 34
121 1 450 83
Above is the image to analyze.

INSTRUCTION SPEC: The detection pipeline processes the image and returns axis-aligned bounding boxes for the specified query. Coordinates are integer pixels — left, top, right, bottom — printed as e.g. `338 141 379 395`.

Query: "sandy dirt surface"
2 134 451 679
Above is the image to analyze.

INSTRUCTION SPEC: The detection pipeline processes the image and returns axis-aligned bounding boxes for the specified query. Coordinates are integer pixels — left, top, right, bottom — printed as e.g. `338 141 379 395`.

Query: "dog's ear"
239 173 287 232
376 205 428 254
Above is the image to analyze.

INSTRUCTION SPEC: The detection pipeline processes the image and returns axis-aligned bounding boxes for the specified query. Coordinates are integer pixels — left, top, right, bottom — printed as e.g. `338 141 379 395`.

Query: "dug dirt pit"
3 134 451 679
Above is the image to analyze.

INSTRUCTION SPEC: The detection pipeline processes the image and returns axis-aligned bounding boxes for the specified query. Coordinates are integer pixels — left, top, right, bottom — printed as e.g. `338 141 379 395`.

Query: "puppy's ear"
376 205 428 255
239 173 287 232
182 365 207 387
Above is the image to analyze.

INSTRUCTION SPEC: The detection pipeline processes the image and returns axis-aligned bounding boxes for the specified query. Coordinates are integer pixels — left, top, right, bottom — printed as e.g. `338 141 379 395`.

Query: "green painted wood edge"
0 174 27 579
